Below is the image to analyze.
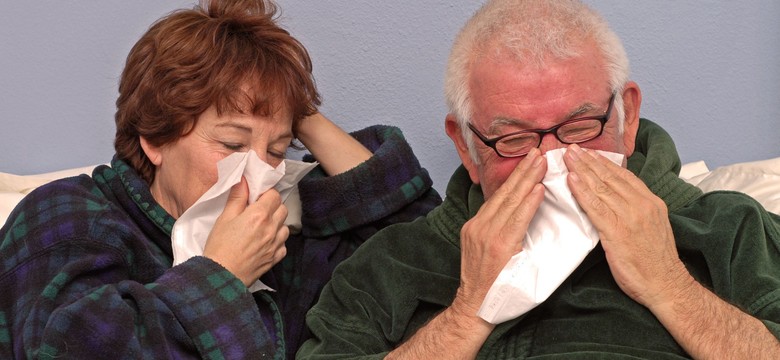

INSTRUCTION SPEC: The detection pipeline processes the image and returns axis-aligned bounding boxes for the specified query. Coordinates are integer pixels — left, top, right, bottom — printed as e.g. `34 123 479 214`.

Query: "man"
299 0 780 358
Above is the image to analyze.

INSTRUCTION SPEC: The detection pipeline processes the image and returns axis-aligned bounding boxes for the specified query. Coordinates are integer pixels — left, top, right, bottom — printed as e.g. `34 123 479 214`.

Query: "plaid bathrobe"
0 125 441 359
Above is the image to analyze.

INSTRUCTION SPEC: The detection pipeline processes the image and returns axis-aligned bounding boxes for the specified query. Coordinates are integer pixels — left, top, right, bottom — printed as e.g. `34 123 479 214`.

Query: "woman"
0 1 440 358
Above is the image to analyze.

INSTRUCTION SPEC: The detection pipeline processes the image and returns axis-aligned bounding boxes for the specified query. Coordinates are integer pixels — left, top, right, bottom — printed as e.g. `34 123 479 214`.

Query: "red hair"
114 0 320 184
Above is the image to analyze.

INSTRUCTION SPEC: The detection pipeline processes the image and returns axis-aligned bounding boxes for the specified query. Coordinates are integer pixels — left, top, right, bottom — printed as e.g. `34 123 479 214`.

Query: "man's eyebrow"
488 117 529 133
566 102 600 119
486 101 603 133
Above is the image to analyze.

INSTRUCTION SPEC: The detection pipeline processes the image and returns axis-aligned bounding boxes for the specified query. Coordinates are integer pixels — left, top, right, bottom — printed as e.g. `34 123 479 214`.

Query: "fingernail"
528 148 542 167
567 144 581 159
570 172 580 183
533 155 543 167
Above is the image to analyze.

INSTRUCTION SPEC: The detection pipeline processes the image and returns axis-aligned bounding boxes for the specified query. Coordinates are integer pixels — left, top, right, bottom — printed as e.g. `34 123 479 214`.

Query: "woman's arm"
296 113 372 176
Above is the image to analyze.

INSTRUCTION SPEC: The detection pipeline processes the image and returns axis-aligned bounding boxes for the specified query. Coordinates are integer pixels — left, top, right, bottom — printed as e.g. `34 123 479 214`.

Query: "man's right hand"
455 147 547 316
203 177 289 287
388 148 546 359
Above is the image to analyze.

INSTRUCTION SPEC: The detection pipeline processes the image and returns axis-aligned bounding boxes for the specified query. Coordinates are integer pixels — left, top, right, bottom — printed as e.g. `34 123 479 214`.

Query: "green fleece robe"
299 119 780 359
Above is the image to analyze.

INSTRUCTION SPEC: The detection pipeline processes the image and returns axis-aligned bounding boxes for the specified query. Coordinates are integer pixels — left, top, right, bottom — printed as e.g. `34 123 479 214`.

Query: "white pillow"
0 192 27 226
681 157 780 214
0 165 98 226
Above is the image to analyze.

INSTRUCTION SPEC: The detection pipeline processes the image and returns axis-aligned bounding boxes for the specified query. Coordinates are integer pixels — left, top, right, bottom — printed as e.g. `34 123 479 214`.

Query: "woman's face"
143 105 293 219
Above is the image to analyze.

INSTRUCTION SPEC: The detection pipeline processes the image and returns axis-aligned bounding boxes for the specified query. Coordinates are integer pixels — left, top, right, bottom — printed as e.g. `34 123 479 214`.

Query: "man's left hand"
563 144 691 309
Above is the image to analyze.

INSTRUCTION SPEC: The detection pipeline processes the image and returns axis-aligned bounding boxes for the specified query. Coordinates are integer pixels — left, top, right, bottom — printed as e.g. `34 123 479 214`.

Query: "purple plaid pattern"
0 125 440 359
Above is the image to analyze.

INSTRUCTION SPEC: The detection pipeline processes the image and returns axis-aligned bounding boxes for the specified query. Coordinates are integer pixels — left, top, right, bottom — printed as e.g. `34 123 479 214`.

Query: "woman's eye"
268 151 285 159
222 143 244 151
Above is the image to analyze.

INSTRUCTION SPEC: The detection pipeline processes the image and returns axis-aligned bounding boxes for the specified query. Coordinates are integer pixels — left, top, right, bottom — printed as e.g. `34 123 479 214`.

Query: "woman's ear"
139 136 163 166
445 114 481 185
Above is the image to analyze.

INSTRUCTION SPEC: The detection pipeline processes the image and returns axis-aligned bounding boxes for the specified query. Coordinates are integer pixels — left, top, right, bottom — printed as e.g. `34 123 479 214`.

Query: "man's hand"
562 144 686 308
456 147 547 314
389 148 546 360
203 177 289 287
563 143 780 358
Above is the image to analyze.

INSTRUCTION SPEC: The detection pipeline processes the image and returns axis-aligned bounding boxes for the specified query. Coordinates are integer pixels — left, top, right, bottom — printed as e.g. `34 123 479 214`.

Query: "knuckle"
593 182 612 195
589 197 608 214
461 218 480 235
275 246 288 262
508 206 531 226
278 225 290 241
245 210 267 225
501 190 525 208
652 196 668 211
265 189 282 203
636 197 667 218
603 175 618 185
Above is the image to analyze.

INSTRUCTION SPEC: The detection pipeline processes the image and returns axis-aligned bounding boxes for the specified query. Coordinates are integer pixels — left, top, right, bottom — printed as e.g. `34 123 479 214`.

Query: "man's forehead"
470 58 609 127
470 42 608 89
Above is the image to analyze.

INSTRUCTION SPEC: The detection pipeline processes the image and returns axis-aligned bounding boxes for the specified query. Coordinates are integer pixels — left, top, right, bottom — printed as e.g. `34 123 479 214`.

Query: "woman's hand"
203 177 289 287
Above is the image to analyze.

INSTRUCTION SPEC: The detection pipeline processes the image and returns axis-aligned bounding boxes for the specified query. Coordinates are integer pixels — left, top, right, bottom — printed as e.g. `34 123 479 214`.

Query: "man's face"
448 44 640 200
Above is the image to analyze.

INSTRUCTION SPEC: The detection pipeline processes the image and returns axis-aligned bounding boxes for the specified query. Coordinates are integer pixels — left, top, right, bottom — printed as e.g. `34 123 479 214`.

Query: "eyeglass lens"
496 119 603 156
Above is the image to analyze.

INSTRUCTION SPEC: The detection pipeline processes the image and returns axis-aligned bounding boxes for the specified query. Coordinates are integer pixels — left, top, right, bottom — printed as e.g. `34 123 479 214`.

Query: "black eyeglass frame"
467 93 617 158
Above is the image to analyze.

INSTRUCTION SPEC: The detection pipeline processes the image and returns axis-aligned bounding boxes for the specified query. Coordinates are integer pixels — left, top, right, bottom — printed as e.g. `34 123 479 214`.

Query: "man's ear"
139 136 163 166
445 114 481 184
620 81 642 156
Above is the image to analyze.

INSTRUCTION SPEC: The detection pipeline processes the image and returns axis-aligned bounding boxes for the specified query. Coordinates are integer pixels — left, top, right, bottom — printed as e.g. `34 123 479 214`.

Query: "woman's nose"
255 151 268 163
249 146 269 163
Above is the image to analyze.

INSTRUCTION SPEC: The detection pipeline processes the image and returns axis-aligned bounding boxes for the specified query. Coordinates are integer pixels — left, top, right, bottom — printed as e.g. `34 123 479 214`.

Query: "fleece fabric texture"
0 125 441 359
300 119 780 359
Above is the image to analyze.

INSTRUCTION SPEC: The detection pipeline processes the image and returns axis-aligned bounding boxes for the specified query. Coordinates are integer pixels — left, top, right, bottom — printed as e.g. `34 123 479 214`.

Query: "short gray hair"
444 0 630 163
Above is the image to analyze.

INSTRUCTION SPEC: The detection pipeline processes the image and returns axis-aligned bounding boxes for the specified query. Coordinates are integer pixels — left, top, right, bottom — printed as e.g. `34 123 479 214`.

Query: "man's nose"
537 133 566 155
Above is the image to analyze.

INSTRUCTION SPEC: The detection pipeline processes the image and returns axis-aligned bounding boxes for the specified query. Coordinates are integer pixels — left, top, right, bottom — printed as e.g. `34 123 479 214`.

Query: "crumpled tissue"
477 147 624 324
171 150 317 293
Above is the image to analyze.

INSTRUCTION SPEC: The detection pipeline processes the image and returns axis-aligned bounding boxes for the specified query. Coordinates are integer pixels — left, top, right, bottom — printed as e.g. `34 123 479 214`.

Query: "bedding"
2 157 779 226
1 165 98 226
680 157 780 214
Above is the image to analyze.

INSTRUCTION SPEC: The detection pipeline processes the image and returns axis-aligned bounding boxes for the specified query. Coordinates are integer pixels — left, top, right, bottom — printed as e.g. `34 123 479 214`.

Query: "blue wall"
2 1 778 194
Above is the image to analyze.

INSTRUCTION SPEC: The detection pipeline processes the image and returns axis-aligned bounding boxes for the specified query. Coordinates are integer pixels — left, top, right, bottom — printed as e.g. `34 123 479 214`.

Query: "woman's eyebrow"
216 120 294 143
215 121 252 134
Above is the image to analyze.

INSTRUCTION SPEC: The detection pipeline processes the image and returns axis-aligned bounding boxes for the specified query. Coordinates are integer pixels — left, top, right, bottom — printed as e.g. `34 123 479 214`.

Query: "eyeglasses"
467 93 616 158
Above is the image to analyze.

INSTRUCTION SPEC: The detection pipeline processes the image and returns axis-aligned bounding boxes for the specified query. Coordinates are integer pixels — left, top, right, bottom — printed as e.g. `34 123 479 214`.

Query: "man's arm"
387 298 495 359
388 148 547 359
564 144 780 358
651 271 780 358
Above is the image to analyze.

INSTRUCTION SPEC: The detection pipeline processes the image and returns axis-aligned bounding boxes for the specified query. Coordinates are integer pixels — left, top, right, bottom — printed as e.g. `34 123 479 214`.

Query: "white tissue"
171 150 317 292
477 147 624 324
